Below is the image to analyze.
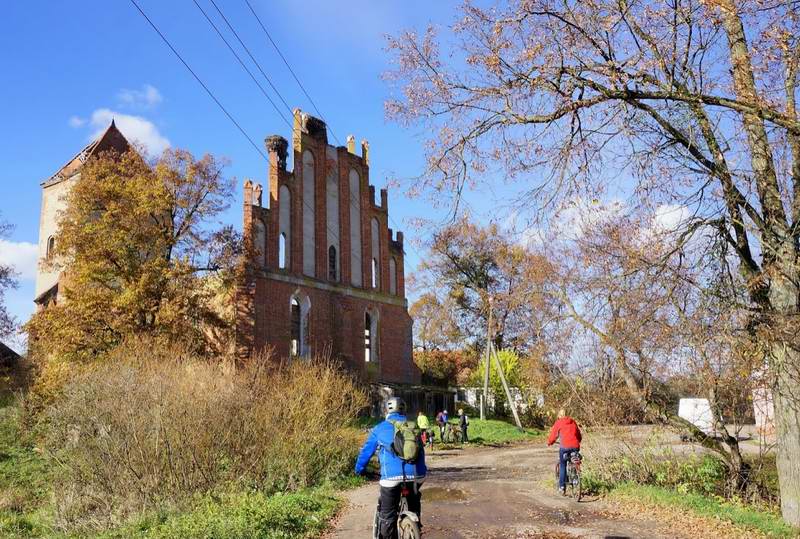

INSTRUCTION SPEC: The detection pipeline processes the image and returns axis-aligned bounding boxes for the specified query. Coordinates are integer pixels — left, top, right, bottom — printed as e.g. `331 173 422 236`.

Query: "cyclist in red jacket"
547 409 582 495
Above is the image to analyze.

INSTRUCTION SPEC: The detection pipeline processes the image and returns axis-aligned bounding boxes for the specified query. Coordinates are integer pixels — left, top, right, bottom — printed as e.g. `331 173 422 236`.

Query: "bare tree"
387 1 800 521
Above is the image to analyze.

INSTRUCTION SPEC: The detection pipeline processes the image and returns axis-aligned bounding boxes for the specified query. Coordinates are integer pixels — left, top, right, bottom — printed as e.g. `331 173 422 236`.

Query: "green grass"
98 488 342 539
609 483 798 538
0 399 350 539
0 399 56 539
450 418 542 446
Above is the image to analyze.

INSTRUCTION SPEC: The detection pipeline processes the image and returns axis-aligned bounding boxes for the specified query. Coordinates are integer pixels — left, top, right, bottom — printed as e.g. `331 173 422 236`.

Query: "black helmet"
385 397 406 416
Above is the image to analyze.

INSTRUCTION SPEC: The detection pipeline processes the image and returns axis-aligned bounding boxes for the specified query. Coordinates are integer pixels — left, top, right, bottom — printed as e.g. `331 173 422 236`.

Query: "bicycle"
441 423 463 444
554 450 582 501
372 482 421 539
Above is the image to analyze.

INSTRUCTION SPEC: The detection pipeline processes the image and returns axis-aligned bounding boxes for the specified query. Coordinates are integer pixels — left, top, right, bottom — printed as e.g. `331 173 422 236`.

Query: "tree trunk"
773 349 800 525
709 386 747 492
769 273 800 526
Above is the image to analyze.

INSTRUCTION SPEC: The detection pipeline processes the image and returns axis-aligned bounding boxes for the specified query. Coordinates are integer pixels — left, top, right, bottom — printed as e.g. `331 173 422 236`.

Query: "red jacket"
547 417 582 449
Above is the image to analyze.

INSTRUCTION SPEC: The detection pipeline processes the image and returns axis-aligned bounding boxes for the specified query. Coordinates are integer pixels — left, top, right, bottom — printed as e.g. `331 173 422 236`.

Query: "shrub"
42 340 366 531
111 488 342 539
583 449 726 497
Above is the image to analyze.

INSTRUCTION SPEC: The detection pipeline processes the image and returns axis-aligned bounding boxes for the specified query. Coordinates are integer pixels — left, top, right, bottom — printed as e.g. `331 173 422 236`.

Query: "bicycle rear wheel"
554 462 560 493
398 517 421 539
372 505 380 539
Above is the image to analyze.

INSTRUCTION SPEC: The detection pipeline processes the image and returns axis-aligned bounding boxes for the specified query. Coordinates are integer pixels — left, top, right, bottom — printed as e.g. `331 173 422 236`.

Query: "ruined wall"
237 110 418 385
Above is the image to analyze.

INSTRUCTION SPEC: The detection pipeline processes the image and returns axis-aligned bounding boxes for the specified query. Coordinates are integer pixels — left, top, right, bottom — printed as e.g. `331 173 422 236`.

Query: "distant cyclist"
547 408 582 496
436 409 449 440
355 397 427 539
458 408 470 443
417 410 432 448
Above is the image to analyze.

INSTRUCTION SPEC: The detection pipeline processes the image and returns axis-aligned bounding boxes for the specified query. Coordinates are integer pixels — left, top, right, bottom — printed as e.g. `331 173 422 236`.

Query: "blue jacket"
354 413 428 484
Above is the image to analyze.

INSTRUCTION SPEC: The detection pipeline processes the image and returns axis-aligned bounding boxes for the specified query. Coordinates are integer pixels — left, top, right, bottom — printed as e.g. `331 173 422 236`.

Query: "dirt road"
328 442 679 539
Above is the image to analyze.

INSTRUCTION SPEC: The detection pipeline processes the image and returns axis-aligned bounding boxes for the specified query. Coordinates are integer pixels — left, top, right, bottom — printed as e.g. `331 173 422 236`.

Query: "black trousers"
377 484 422 539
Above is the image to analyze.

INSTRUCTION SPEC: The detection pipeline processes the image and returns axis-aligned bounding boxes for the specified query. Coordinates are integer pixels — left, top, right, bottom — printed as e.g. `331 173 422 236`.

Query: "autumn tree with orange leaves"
26 148 239 362
388 0 800 523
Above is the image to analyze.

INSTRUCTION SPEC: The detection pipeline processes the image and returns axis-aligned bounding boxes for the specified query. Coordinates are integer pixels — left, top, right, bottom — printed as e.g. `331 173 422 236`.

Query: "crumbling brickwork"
237 110 418 385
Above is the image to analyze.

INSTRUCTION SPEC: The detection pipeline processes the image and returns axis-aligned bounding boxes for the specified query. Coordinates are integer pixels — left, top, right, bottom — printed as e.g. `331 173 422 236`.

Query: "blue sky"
0 0 482 347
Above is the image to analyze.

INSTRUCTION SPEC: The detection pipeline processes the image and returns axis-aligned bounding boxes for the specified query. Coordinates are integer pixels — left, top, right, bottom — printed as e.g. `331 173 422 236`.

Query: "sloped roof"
42 120 130 187
0 341 21 367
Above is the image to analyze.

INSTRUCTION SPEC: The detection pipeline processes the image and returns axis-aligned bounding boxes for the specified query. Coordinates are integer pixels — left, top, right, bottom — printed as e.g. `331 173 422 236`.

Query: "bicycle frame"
398 485 421 525
372 483 421 539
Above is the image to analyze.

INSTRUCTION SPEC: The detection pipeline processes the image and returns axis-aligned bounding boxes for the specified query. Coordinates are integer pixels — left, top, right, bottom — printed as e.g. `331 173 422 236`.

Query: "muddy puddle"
528 507 588 527
423 486 470 502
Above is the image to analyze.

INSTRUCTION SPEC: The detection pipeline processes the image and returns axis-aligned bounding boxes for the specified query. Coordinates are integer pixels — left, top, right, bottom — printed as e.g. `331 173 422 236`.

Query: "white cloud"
653 204 691 232
117 84 163 109
68 115 86 128
553 197 626 240
0 240 38 281
89 109 170 155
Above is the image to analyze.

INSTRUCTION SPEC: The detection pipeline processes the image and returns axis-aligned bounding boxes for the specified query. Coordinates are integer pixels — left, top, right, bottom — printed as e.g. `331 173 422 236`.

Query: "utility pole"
490 341 523 430
481 297 492 421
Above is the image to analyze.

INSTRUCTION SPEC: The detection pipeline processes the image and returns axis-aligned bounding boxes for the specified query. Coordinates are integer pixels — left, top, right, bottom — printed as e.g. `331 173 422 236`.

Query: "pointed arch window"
290 297 301 356
46 236 55 260
364 309 379 362
290 293 311 358
279 233 287 269
364 312 372 362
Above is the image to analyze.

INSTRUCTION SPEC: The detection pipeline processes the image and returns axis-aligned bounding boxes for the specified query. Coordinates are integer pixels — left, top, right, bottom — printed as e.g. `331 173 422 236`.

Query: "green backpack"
389 420 422 463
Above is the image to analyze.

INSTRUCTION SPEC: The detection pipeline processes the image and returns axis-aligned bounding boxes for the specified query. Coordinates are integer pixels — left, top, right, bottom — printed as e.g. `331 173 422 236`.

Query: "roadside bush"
583 451 726 497
43 340 366 530
582 429 780 508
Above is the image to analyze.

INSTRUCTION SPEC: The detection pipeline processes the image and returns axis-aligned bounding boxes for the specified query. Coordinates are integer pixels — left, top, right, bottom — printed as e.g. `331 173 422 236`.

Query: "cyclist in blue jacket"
355 397 427 539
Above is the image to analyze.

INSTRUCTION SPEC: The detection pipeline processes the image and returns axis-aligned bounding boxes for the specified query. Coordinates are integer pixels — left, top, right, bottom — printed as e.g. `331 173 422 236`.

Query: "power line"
185 5 361 270
206 0 294 115
128 0 267 161
192 0 291 129
131 0 414 279
242 0 341 145
238 1 419 258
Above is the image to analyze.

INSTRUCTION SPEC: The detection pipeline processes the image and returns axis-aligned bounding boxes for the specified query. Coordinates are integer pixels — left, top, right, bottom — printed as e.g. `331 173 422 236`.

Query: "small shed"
0 342 20 369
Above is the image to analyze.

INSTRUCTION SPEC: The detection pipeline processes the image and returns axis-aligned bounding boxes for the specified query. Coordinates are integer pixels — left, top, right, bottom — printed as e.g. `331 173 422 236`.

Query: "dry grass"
40 340 367 531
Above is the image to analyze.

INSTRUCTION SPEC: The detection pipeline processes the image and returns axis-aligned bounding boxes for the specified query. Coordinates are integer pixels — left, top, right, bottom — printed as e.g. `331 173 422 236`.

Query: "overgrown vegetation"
583 439 780 508
578 430 794 535
3 341 366 538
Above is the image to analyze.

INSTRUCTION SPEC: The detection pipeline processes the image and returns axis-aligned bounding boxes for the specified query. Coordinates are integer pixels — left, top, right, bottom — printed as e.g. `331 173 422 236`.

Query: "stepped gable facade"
237 110 418 385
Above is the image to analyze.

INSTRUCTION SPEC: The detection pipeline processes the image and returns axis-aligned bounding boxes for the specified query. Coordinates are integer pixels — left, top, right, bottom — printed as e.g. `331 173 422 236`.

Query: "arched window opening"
290 293 312 358
328 245 337 281
46 236 55 260
290 297 301 356
364 312 372 363
364 309 379 363
370 217 380 289
279 233 287 269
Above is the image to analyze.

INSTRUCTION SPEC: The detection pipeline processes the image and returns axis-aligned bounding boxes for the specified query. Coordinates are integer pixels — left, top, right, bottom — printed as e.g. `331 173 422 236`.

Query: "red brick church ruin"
236 110 419 385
